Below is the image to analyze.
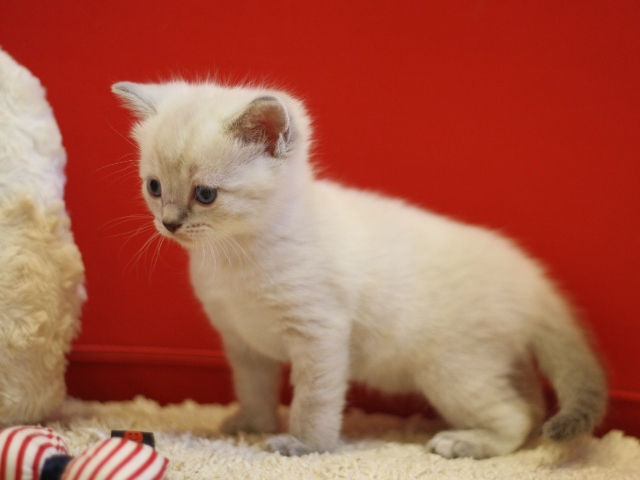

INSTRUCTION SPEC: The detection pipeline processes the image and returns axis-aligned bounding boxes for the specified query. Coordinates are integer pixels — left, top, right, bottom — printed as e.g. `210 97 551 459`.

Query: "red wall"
1 2 638 435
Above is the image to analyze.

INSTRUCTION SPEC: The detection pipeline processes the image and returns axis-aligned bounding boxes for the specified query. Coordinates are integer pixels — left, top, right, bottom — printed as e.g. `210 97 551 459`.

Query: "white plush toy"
0 48 86 425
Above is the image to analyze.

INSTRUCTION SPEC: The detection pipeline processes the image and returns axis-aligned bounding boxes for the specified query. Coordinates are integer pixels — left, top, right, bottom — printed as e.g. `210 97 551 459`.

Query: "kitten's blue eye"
147 179 161 197
195 186 217 205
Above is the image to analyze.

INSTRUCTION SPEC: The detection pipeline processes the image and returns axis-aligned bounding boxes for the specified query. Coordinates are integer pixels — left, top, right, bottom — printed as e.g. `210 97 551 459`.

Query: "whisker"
197 237 212 274
116 224 158 265
125 230 161 276
201 238 208 273
207 236 218 274
101 214 150 230
106 169 140 187
149 235 166 277
194 237 204 273
106 117 139 149
193 237 205 273
215 232 233 265
110 223 156 242
218 230 256 270
93 155 138 175
100 169 136 185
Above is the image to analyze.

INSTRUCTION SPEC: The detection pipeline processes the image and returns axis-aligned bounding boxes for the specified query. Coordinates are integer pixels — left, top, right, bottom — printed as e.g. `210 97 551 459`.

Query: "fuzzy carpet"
43 396 640 479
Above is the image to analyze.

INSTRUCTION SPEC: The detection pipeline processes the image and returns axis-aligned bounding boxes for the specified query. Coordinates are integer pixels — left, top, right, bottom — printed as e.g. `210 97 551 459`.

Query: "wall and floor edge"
66 344 640 439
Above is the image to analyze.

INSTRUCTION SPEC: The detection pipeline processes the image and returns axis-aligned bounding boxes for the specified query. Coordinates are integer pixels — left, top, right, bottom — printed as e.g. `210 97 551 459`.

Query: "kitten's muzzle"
162 221 182 233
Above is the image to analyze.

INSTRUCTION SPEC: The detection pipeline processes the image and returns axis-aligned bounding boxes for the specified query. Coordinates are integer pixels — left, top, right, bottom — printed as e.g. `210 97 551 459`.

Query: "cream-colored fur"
0 48 86 425
113 80 606 459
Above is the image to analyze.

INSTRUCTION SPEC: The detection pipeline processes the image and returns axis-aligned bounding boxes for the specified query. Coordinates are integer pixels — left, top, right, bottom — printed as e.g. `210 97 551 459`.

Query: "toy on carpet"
0 426 168 480
0 48 86 425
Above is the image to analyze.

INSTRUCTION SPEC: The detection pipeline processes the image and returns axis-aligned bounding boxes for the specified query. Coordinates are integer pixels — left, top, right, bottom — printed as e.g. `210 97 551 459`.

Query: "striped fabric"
62 438 168 480
0 426 70 480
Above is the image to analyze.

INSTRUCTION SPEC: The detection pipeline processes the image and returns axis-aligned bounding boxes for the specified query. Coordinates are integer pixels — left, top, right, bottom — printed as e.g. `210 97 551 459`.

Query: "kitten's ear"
229 96 291 158
111 82 159 119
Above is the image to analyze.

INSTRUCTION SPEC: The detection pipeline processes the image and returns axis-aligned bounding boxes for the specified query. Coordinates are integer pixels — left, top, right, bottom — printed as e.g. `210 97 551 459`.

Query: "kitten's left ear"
111 82 160 119
229 96 291 158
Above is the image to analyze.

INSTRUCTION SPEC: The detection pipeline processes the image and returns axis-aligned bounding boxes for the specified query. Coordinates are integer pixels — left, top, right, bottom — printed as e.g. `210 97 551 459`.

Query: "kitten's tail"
533 290 607 441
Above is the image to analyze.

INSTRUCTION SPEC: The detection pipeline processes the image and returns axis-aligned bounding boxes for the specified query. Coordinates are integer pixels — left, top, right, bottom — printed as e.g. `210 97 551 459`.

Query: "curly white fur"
0 48 86 425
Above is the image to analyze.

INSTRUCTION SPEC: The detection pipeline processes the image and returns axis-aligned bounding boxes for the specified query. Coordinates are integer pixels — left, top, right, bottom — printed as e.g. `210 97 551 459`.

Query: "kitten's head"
112 81 311 247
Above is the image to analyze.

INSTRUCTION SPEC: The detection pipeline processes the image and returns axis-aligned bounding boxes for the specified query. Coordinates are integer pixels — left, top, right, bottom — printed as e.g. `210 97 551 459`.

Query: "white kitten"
112 80 606 459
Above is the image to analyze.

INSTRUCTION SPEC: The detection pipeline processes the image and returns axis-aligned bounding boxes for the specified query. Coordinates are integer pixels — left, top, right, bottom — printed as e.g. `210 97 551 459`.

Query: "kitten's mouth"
156 220 209 247
163 229 204 248
167 232 193 245
157 225 190 244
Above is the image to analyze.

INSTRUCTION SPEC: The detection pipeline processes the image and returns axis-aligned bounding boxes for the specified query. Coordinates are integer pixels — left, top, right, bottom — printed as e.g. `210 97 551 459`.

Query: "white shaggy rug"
43 396 640 479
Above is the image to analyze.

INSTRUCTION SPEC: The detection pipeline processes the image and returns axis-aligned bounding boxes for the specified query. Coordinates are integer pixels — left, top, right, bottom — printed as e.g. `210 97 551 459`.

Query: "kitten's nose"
162 221 182 233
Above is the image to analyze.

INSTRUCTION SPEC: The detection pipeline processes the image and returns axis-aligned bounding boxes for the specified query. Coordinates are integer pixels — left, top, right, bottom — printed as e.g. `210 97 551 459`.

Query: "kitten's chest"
221 289 289 360
190 254 289 361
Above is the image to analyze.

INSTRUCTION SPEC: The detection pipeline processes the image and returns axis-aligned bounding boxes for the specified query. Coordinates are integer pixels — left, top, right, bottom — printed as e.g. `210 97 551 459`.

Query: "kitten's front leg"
266 328 350 456
220 333 281 435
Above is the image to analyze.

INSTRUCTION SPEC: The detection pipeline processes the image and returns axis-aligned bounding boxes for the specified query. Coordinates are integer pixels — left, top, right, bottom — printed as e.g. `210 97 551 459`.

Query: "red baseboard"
67 344 236 405
66 344 640 438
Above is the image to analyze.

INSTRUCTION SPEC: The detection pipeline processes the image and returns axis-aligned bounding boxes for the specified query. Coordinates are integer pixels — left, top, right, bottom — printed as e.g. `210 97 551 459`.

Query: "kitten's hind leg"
421 358 543 459
220 333 281 435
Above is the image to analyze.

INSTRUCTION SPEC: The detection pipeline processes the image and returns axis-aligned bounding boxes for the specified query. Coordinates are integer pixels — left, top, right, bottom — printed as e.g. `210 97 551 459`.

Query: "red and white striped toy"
0 426 169 480
62 438 168 480
0 426 69 480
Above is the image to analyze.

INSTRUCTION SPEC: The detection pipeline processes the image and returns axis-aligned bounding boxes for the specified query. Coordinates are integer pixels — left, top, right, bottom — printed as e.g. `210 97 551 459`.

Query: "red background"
1 1 638 436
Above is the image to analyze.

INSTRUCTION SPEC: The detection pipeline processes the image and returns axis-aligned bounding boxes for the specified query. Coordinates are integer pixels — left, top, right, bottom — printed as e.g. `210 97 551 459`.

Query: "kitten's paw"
220 410 278 435
265 435 318 456
427 430 493 459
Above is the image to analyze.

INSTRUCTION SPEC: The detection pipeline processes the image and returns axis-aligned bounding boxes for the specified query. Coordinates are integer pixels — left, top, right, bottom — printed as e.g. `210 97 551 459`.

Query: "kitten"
112 80 606 459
